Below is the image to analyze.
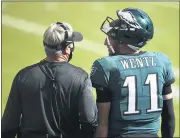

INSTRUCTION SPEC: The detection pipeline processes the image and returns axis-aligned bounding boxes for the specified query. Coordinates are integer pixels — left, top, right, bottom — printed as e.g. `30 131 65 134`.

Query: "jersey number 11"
123 73 162 115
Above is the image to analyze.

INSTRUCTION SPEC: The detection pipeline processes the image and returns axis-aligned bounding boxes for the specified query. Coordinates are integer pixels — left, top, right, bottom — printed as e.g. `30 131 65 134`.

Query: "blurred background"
2 2 179 137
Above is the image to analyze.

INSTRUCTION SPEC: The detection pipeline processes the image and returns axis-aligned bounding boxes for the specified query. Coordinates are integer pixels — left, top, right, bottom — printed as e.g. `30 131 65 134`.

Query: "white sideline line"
2 14 108 55
2 14 179 98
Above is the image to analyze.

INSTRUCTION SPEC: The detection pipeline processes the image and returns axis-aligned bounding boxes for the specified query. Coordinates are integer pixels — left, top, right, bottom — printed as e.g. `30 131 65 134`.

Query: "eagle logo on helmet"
117 10 143 30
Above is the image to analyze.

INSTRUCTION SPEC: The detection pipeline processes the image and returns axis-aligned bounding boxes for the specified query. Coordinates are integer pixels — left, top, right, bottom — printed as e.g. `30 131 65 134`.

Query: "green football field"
2 2 179 137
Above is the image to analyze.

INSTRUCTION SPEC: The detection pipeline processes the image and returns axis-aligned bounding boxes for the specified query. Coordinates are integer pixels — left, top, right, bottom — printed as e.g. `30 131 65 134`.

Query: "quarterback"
90 8 175 138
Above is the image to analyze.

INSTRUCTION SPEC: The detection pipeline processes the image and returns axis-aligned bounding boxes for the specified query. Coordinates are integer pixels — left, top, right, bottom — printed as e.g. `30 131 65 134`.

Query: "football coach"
2 22 98 138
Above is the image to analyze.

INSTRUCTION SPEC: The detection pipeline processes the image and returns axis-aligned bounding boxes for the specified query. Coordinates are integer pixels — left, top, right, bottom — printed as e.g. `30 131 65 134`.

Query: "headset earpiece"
56 22 73 41
65 30 73 41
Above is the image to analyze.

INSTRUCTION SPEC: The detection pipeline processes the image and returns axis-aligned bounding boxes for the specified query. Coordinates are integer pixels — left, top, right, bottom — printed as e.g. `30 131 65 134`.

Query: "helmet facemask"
101 17 116 35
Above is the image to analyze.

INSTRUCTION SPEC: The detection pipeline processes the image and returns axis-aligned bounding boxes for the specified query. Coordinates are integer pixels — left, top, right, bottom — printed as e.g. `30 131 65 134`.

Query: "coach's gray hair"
43 22 73 57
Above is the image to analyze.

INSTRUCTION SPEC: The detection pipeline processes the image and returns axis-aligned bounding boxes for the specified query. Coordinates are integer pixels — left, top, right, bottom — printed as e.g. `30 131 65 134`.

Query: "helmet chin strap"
106 36 116 56
127 44 141 51
108 46 116 56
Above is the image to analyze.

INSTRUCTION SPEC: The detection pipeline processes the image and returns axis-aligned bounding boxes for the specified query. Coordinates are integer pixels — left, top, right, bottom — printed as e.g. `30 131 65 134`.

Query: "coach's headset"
43 22 75 62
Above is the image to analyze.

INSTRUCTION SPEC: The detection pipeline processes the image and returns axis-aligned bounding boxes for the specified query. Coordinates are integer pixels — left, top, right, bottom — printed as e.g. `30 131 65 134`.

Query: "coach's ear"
63 45 70 55
66 43 75 62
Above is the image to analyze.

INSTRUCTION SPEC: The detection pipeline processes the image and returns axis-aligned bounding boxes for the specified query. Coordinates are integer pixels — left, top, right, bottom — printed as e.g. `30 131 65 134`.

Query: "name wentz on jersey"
120 56 156 69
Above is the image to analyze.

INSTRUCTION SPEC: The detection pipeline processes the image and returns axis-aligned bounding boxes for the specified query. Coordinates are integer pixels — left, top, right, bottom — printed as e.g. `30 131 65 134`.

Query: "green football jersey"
90 51 175 137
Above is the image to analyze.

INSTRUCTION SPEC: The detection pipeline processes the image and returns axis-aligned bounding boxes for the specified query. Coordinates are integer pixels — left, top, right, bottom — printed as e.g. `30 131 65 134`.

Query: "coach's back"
2 21 97 138
91 51 174 137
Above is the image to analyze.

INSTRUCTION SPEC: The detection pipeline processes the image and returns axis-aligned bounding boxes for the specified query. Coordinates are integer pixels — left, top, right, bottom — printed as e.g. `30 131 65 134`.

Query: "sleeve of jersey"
164 57 175 87
90 60 109 89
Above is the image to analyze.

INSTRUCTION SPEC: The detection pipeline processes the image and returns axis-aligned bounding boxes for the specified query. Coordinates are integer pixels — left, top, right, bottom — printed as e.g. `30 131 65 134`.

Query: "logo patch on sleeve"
90 67 97 77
